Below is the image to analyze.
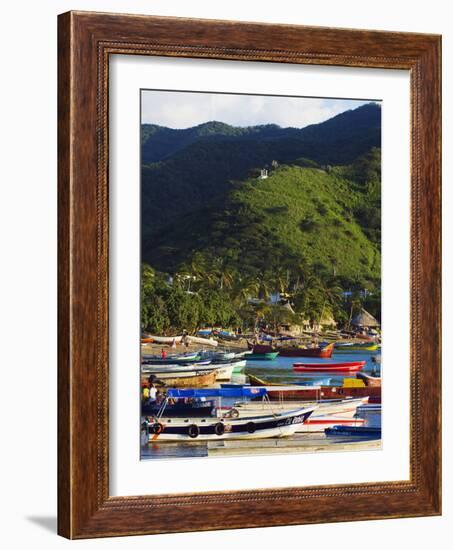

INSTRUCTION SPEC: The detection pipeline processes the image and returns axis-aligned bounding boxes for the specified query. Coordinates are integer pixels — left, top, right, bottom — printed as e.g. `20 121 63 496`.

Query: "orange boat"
278 343 334 358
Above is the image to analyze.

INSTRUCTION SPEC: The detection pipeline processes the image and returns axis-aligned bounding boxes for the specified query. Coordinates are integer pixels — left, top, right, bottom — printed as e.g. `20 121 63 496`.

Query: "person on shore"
182 330 189 349
161 348 167 359
145 377 157 404
148 382 157 404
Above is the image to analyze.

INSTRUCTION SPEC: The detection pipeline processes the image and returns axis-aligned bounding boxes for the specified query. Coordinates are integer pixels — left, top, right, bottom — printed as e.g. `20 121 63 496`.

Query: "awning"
166 387 268 399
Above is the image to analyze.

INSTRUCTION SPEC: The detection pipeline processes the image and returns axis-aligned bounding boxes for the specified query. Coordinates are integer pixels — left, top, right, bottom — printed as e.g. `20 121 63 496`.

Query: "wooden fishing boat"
247 352 279 360
141 361 212 372
247 342 276 354
145 334 218 347
335 343 379 352
293 360 365 373
142 363 233 382
141 354 202 365
247 374 381 402
142 369 217 388
356 372 381 387
278 343 334 358
141 388 315 441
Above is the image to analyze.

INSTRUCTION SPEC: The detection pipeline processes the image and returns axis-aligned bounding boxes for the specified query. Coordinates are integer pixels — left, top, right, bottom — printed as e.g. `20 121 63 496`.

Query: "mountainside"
144 163 380 285
142 103 381 164
141 102 381 290
142 103 381 240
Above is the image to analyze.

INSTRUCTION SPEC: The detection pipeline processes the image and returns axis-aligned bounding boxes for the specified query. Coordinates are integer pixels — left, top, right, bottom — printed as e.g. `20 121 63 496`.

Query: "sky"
141 90 376 129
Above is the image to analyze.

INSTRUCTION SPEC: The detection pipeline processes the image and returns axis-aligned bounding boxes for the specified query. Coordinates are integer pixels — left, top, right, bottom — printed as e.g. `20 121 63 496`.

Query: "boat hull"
142 370 217 388
278 344 334 358
334 344 379 352
231 397 367 421
247 377 382 403
293 361 365 373
247 352 279 360
325 425 381 438
297 417 365 433
143 408 315 441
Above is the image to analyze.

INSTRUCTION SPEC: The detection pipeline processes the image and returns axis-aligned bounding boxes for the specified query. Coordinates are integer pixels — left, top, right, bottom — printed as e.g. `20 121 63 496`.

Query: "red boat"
278 343 334 358
293 360 365 373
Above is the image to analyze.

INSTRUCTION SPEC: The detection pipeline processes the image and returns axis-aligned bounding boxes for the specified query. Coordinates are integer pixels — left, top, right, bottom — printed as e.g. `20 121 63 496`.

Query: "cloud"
141 90 376 129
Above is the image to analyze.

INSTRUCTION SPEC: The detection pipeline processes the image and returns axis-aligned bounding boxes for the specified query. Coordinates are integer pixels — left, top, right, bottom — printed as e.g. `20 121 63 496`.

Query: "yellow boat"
335 343 379 352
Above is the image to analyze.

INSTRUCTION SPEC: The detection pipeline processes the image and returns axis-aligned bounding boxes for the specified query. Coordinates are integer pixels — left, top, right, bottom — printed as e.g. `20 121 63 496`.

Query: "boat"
355 404 381 428
234 350 252 359
141 361 212 372
293 361 365 373
199 350 236 361
324 425 381 438
298 416 365 433
141 399 214 417
277 343 334 358
144 334 218 347
356 372 381 387
205 358 247 379
247 342 276 354
247 374 381 403
142 369 217 388
225 396 368 430
246 352 279 360
141 388 316 441
334 343 379 352
141 354 203 365
142 362 236 382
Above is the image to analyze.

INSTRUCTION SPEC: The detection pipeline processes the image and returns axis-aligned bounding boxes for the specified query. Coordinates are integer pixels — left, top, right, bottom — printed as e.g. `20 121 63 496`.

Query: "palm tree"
231 277 259 307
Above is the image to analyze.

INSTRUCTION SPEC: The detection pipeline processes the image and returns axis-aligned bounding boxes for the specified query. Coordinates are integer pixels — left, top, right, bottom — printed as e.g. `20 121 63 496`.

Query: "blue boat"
324 425 381 438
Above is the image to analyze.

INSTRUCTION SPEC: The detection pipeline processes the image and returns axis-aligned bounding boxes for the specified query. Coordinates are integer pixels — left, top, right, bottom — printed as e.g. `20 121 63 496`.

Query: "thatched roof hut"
352 308 379 327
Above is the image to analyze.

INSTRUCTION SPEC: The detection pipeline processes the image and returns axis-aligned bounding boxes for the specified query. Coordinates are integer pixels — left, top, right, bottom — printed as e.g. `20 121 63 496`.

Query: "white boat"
142 388 316 441
145 334 218 347
230 396 368 420
213 363 236 381
221 396 369 432
142 361 237 382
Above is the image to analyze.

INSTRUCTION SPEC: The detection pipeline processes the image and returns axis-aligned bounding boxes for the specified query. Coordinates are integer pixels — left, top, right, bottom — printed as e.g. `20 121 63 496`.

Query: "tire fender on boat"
245 421 256 434
188 424 200 438
151 422 163 435
214 422 225 436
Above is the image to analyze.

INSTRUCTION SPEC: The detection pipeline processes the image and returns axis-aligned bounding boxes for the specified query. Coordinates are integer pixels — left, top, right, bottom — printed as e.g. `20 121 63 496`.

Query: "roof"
351 308 379 327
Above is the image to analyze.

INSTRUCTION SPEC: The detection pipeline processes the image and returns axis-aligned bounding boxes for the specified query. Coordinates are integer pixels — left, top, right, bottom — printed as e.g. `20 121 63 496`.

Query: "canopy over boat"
167 387 268 399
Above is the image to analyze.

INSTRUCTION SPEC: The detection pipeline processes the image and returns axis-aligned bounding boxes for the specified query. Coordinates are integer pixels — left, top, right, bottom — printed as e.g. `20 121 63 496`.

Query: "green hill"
141 103 381 240
140 103 382 330
144 163 380 287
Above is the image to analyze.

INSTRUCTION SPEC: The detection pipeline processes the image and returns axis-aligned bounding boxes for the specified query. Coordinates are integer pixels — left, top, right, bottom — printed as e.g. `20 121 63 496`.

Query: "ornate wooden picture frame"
58 11 441 539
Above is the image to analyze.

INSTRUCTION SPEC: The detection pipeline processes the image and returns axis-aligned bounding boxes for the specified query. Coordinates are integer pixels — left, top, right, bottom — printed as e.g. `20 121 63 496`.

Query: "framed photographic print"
58 11 441 538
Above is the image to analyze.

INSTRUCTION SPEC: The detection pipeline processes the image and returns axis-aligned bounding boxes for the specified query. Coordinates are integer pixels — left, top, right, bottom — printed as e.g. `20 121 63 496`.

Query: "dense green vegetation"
141 103 382 333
